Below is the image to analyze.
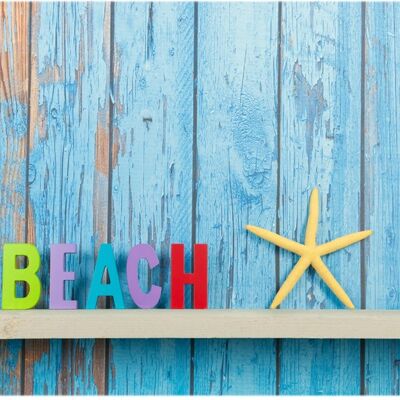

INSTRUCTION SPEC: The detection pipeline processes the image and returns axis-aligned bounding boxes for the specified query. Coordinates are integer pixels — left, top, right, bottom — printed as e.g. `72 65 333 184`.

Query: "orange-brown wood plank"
0 2 30 395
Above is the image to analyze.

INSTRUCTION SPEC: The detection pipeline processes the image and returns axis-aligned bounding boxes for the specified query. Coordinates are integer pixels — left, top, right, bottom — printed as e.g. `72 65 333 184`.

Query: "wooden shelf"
1 309 400 339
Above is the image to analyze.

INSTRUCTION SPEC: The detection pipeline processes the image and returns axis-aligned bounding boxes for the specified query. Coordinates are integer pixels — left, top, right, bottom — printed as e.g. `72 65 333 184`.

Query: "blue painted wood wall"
0 2 399 395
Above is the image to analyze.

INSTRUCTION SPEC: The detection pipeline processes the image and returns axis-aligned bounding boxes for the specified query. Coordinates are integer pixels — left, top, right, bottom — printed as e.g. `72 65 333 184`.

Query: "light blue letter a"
86 244 125 309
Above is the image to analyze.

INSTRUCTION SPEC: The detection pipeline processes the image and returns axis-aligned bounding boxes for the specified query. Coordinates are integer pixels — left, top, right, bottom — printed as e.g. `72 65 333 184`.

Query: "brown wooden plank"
0 2 30 395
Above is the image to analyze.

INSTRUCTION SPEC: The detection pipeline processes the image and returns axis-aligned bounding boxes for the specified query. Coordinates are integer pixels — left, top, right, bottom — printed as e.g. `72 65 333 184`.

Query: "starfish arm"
270 256 311 309
305 188 319 246
246 225 305 256
311 256 355 309
317 230 373 256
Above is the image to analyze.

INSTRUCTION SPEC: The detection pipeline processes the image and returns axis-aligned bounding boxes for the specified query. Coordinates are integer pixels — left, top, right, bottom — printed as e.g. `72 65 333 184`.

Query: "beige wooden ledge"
0 309 399 339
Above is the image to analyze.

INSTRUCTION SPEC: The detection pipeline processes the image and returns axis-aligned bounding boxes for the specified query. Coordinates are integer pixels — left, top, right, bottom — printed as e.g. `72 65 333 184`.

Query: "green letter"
2 243 41 309
86 244 125 309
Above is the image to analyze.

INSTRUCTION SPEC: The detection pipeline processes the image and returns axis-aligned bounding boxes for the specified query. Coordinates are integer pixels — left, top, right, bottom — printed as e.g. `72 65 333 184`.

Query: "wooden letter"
2 243 41 309
171 244 208 309
49 243 77 309
126 244 161 309
86 244 125 309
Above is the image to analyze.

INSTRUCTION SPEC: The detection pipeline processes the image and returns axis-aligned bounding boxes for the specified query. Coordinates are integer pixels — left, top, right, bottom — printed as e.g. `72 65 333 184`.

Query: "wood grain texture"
194 3 278 394
364 3 400 395
4 310 400 339
279 3 362 395
0 2 29 395
108 3 193 394
24 2 110 394
1 1 399 395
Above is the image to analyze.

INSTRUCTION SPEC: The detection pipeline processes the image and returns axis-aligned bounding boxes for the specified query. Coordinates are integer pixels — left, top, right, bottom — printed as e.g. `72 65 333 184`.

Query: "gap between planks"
0 310 399 339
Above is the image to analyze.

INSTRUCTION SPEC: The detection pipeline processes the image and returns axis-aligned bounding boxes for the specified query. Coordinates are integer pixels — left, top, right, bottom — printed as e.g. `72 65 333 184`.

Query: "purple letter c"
127 244 161 309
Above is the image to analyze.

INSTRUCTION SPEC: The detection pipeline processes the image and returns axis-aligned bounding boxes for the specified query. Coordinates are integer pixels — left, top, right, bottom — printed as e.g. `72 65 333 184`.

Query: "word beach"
1 243 208 310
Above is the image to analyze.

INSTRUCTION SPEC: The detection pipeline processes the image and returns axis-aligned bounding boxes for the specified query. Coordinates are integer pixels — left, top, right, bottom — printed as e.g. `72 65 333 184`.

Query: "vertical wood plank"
0 2 30 395
364 3 400 395
24 2 110 394
108 3 193 394
194 3 278 394
279 3 362 394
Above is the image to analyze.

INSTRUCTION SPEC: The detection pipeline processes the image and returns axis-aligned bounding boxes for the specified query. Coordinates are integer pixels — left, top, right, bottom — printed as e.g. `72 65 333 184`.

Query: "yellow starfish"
246 188 372 309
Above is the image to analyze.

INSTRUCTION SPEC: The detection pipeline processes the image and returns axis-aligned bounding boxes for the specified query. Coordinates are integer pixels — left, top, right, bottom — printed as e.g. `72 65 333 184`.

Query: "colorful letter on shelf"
127 244 161 308
170 244 208 309
86 243 125 309
49 243 77 309
2 243 41 309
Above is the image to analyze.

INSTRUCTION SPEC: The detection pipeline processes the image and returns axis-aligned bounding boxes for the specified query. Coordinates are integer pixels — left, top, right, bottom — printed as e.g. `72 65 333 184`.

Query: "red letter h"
170 244 208 309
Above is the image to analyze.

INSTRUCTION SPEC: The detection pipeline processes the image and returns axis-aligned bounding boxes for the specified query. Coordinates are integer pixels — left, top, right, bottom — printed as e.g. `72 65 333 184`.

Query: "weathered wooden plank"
194 3 278 394
108 3 193 394
3 310 400 339
364 3 400 395
279 3 362 395
24 2 110 394
0 2 30 395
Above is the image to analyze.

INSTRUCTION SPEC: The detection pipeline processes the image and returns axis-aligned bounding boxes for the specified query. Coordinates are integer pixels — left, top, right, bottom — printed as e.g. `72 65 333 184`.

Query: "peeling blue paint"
0 1 399 396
